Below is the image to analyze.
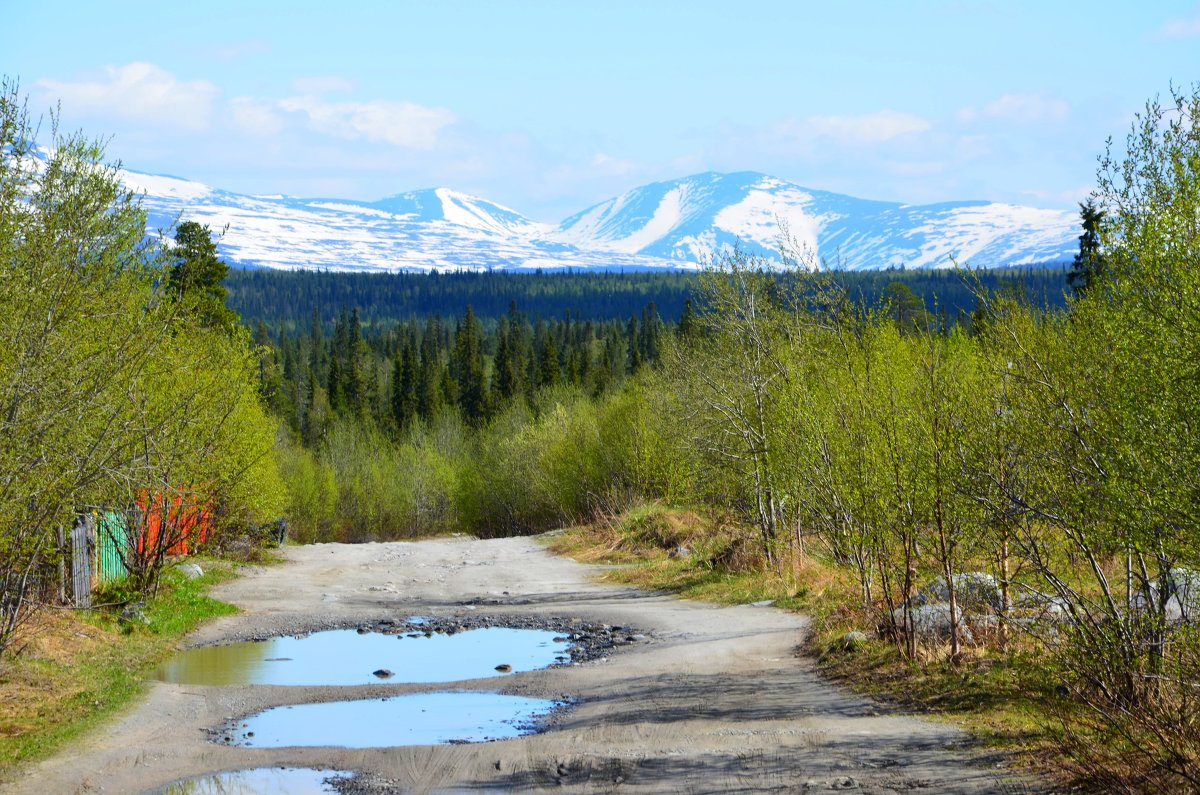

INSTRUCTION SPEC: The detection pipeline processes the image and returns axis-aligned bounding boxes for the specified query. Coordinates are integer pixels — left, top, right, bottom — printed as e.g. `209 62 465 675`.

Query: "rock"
914 572 1002 612
1131 568 1200 622
494 663 512 672
840 631 868 650
119 602 150 625
668 546 690 559
891 603 973 643
372 669 394 678
1014 591 1068 622
1168 567 1200 620
177 563 204 581
260 517 287 547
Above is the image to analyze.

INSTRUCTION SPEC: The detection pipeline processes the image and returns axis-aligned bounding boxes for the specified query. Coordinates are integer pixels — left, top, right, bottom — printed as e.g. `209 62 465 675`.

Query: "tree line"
225 262 1072 335
256 298 665 444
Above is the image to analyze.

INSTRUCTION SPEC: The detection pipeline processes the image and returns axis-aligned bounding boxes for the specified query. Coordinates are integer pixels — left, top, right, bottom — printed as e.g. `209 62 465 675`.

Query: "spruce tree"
454 306 487 424
1067 198 1106 296
168 221 238 332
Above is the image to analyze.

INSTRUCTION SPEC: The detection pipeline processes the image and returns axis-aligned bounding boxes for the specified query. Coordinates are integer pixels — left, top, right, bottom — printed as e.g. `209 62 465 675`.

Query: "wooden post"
56 526 66 604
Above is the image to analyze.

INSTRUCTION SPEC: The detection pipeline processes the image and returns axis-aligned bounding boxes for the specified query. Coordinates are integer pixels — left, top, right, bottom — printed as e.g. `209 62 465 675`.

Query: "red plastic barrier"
136 489 212 557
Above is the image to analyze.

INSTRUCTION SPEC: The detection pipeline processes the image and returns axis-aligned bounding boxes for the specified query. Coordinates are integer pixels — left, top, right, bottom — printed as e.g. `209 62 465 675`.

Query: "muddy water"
222 692 561 748
157 627 568 686
145 766 350 793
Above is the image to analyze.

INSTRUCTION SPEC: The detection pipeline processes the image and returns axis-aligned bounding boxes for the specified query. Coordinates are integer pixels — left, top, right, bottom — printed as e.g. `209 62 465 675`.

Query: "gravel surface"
2 535 1049 794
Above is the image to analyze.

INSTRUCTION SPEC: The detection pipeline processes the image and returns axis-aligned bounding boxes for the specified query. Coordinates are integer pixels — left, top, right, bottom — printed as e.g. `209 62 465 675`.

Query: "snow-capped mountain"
116 167 1079 273
120 169 679 272
552 172 1079 270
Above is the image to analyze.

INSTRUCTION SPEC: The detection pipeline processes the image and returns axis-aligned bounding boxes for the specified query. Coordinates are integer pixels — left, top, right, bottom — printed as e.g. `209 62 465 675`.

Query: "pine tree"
346 307 367 417
1067 198 1106 296
168 222 239 331
678 298 697 340
308 308 324 376
417 316 443 422
536 323 560 389
327 355 346 415
391 333 418 431
625 314 642 374
454 306 487 424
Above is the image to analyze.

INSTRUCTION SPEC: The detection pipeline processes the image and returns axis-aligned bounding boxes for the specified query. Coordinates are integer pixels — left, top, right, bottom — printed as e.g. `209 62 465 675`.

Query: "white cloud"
1022 186 1095 205
230 96 286 137
776 110 932 145
208 40 273 61
887 160 945 177
36 62 219 131
958 93 1068 124
278 95 456 149
291 75 357 95
1158 7 1200 38
591 152 636 175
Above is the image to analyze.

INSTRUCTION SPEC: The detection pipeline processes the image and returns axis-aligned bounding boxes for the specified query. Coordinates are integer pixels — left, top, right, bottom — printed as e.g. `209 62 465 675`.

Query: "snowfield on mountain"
121 166 1079 273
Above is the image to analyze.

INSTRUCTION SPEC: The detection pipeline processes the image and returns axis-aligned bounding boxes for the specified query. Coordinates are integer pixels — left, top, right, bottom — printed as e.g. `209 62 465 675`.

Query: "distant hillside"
111 161 1080 273
551 171 1078 270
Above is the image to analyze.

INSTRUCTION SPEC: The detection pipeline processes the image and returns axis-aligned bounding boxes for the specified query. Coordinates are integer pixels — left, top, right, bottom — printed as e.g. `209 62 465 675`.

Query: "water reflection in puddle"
145 766 350 794
223 692 559 748
158 628 568 686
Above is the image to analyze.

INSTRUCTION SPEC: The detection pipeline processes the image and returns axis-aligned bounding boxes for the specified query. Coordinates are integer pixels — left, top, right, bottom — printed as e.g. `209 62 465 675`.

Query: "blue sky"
4 1 1199 221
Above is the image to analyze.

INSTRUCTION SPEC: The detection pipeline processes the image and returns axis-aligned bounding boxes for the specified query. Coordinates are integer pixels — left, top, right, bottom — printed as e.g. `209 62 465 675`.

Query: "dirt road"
4 536 1042 794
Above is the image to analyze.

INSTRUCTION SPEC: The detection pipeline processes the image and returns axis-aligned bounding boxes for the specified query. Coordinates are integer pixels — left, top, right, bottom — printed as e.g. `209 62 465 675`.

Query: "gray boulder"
1014 591 1069 624
1168 568 1200 621
1133 568 1200 622
177 562 204 581
119 601 150 625
892 602 974 643
913 572 1003 613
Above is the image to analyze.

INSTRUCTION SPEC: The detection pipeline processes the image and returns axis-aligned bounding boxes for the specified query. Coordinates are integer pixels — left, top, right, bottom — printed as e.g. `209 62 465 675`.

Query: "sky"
3 1 1199 222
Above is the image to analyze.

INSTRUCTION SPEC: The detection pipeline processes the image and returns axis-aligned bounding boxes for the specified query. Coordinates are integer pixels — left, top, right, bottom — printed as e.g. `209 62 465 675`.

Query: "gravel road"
3 535 1045 794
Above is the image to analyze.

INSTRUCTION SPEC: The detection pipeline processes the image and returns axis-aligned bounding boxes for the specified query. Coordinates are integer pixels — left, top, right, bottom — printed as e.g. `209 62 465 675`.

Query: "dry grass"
547 505 1087 791
0 561 240 781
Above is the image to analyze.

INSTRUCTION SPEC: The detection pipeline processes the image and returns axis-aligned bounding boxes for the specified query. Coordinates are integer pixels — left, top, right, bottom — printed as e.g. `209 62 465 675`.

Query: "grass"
0 560 241 781
546 503 1073 788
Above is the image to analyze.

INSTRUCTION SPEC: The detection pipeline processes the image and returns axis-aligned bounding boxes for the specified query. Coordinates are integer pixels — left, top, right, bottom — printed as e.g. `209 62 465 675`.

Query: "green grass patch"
0 560 242 781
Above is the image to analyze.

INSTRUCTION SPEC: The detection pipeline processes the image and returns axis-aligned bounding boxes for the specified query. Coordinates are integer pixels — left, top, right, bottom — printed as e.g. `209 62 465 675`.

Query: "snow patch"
120 170 213 201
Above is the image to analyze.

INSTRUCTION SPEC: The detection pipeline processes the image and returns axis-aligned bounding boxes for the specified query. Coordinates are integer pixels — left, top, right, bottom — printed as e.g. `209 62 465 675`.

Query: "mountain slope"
120 170 683 272
552 172 1078 270
116 166 1079 273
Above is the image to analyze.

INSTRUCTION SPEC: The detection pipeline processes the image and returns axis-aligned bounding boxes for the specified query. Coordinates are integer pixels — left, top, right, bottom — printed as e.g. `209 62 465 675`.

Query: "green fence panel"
95 511 129 584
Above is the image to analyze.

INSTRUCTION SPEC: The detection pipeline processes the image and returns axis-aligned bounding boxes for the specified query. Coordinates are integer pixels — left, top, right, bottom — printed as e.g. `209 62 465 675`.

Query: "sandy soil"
3 536 1046 794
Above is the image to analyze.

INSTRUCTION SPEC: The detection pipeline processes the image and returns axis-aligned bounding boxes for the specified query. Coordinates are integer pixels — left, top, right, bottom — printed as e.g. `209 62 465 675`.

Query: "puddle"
157 627 569 686
222 692 561 748
145 766 351 794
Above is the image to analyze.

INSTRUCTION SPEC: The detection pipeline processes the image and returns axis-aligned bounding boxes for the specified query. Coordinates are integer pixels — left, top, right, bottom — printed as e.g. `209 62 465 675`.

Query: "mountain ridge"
117 164 1079 273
